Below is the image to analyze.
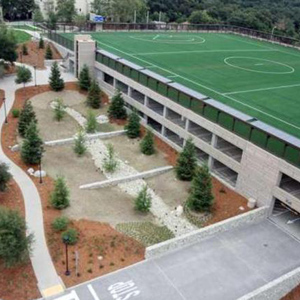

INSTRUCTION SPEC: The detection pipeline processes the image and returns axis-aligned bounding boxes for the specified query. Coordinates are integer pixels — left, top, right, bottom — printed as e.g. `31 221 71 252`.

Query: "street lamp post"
271 26 277 41
63 236 71 276
3 97 8 124
34 66 37 86
39 158 43 184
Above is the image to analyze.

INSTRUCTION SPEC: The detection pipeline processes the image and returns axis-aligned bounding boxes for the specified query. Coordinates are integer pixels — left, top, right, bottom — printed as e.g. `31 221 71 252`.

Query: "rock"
27 168 35 175
33 170 47 178
96 115 109 124
11 144 20 152
175 205 184 216
97 256 103 261
239 206 245 211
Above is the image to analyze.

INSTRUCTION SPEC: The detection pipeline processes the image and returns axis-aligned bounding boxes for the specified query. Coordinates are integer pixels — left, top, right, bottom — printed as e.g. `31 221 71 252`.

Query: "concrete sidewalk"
0 65 76 298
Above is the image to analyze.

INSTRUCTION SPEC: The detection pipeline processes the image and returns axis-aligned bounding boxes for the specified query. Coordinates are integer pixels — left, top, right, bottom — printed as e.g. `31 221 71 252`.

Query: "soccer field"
62 32 300 138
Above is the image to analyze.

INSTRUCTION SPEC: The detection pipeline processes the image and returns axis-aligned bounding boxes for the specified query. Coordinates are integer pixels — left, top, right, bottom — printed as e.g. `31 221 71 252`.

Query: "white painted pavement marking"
96 39 300 132
53 290 80 300
287 217 300 225
88 284 101 300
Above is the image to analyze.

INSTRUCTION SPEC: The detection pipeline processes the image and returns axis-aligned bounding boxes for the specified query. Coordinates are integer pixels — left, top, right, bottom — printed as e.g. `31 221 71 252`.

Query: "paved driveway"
49 221 300 300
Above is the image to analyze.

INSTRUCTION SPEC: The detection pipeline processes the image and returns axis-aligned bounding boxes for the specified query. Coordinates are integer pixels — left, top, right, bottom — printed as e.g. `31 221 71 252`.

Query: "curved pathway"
0 64 76 298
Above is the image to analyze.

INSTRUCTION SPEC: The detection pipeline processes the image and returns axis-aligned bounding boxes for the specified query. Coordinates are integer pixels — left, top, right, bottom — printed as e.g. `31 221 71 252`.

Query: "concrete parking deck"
48 220 300 300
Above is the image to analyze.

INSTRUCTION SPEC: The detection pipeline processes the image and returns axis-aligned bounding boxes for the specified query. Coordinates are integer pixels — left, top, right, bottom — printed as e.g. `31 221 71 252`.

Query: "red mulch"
17 41 62 69
282 286 300 300
1 84 145 290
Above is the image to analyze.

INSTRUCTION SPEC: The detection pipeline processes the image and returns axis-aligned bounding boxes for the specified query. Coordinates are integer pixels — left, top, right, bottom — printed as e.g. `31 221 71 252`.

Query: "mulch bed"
1 84 145 289
282 286 300 300
17 41 62 69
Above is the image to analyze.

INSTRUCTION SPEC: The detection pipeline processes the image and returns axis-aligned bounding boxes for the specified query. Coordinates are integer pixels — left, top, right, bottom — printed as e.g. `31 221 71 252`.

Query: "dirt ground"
104 135 170 172
0 180 41 300
43 144 154 226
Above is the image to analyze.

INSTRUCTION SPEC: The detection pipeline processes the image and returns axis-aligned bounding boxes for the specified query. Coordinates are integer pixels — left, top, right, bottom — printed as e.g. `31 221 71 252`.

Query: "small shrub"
108 91 127 120
79 64 91 91
39 37 44 49
62 228 79 245
86 80 101 108
52 216 69 232
99 264 104 269
50 176 70 209
73 129 86 156
22 44 28 56
12 108 20 118
87 268 93 273
140 129 155 155
135 186 152 212
85 110 98 133
110 262 115 266
45 44 53 59
0 163 12 192
125 110 140 139
53 98 65 121
103 144 118 173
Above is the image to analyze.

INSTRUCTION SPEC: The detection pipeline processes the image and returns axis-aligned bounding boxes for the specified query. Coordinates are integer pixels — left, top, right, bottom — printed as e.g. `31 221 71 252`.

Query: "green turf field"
13 30 32 43
62 32 300 138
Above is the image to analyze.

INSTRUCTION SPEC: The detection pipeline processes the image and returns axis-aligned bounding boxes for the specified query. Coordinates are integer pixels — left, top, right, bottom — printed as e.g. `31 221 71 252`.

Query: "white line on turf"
167 75 179 78
87 284 101 300
153 34 160 40
96 39 300 132
223 83 300 96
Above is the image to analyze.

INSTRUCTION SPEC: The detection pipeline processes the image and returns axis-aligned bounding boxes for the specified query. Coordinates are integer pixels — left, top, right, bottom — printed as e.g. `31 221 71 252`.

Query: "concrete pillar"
145 96 149 107
128 86 133 98
208 156 214 170
162 126 166 137
211 133 218 147
113 78 117 89
185 119 190 132
163 106 167 118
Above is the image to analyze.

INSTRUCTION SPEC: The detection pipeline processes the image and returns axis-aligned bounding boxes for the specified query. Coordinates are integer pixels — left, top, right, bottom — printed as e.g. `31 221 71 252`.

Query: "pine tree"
0 163 12 192
134 185 152 212
125 110 141 139
85 110 98 133
18 101 37 137
49 62 64 91
45 44 53 59
103 144 118 173
175 138 197 181
21 121 44 165
108 91 127 120
50 176 70 209
187 165 214 213
79 64 91 91
86 80 101 108
39 37 44 49
22 44 28 55
140 129 155 155
53 98 65 121
73 129 86 156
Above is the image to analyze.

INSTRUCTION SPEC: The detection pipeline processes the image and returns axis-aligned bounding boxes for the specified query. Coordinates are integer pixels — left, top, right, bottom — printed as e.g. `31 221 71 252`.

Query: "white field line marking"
87 284 101 300
153 34 160 40
223 83 300 96
167 75 179 78
145 65 157 69
133 49 276 56
96 39 300 132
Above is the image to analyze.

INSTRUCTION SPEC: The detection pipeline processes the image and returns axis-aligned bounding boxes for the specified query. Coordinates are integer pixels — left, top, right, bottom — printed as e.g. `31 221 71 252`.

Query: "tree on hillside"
47 11 58 30
0 163 12 192
15 66 32 91
79 64 91 91
50 176 70 209
39 37 45 49
1 0 36 21
140 129 155 155
56 0 76 23
21 121 44 165
187 165 214 213
86 80 101 108
45 44 53 59
18 101 37 137
22 44 28 56
0 25 17 63
189 10 215 24
73 13 87 31
108 92 127 120
175 138 197 181
0 207 33 267
33 8 44 23
125 110 141 139
49 62 64 91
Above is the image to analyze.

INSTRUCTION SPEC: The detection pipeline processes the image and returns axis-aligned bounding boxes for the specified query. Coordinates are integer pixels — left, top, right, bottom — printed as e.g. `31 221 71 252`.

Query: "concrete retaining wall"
238 267 300 300
145 206 269 259
80 166 173 189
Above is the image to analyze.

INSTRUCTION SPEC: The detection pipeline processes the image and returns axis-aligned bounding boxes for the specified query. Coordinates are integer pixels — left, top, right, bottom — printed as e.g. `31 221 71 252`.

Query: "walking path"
0 64 76 298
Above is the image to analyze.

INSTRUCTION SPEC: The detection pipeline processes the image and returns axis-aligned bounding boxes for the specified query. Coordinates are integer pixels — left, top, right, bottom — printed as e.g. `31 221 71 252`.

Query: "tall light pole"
2 97 8 124
34 65 37 86
271 26 277 41
63 236 71 276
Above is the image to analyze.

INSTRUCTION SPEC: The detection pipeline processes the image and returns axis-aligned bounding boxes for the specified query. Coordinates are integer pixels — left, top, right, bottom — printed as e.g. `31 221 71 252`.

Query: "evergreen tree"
18 101 37 137
49 62 64 91
53 98 65 121
0 207 33 267
21 121 44 165
39 37 45 49
79 64 91 91
45 44 53 59
0 163 12 192
22 43 28 55
125 110 141 139
187 165 214 213
134 185 152 212
86 80 101 108
33 8 44 23
73 129 86 156
0 25 18 63
175 138 197 181
108 91 127 120
85 110 98 133
140 129 155 155
50 176 70 209
103 144 118 173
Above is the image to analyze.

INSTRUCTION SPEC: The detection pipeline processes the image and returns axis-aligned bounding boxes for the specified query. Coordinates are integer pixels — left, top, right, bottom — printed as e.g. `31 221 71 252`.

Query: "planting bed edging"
145 206 269 259
238 266 300 300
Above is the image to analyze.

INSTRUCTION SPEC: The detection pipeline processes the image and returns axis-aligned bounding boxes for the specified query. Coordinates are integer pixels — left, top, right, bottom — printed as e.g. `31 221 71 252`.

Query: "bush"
62 228 79 245
52 216 69 232
50 176 70 209
103 144 118 173
20 121 44 165
0 207 33 267
73 129 86 156
108 92 127 120
175 138 197 181
135 186 151 212
140 129 155 155
125 110 140 139
49 62 64 91
0 163 12 192
18 101 37 137
39 37 44 49
86 80 101 108
79 64 91 91
12 108 20 118
187 165 214 213
85 110 98 133
22 44 28 55
45 44 53 59
53 98 65 121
